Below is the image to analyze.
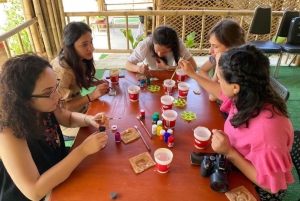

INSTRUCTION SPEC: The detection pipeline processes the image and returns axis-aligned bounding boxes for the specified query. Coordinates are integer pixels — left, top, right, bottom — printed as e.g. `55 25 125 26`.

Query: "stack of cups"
162 110 178 129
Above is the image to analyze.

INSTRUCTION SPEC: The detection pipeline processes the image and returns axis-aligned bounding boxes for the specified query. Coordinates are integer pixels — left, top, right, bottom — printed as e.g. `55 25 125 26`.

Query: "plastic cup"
163 79 176 95
162 110 177 129
178 82 190 98
127 85 141 102
194 126 211 149
176 69 186 82
109 69 121 83
154 148 173 173
161 95 174 111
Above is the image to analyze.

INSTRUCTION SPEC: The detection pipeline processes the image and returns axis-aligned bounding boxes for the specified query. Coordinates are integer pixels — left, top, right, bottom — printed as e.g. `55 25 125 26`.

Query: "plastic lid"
111 125 118 131
157 120 162 125
167 129 173 134
168 136 174 142
160 129 166 134
110 191 117 199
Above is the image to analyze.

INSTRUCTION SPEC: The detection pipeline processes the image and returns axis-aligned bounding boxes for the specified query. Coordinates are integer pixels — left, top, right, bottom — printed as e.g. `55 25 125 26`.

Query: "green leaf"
186 32 196 41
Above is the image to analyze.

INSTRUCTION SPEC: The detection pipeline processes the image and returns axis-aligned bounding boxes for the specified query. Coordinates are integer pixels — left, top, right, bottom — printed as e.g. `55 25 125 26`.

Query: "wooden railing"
1 10 285 64
0 17 39 59
64 10 284 54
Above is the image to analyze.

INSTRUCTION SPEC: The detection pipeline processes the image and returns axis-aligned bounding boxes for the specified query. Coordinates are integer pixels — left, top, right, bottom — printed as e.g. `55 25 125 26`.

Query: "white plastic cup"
194 126 211 149
161 95 174 111
163 79 176 95
162 110 178 129
154 148 173 173
127 85 141 102
178 82 190 98
176 69 186 82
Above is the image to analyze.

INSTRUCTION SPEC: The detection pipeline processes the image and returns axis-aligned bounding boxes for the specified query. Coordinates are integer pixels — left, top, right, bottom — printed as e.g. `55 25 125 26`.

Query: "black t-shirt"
0 113 67 201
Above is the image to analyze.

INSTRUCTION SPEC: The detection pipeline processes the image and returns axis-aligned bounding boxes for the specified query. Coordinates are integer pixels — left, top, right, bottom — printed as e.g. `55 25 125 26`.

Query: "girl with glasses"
0 54 108 201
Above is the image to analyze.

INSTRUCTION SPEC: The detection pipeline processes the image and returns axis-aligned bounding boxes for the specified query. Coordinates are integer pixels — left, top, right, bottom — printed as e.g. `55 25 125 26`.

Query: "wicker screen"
156 0 300 53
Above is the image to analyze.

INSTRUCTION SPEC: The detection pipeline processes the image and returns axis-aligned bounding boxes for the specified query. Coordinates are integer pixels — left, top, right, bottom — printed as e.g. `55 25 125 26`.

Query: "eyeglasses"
31 79 60 100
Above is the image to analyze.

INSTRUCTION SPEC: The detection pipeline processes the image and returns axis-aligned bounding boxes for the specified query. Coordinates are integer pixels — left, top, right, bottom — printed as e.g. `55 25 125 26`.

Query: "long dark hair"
0 53 52 139
218 44 289 128
150 25 180 65
58 21 95 89
208 19 245 48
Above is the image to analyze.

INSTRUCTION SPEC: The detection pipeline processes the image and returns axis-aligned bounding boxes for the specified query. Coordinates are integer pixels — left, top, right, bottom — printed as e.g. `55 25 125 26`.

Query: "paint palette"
173 98 187 107
147 85 160 92
180 111 197 122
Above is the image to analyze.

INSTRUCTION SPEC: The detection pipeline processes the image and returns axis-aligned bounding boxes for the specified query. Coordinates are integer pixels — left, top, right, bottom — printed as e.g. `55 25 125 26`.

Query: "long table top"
49 70 259 201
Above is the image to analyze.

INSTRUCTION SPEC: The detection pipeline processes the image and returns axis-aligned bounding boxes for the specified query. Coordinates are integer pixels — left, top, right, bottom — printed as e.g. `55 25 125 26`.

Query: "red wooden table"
49 70 259 201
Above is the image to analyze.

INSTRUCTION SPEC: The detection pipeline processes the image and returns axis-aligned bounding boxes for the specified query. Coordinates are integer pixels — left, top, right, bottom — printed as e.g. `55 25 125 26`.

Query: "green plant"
120 28 144 49
0 0 32 56
185 31 197 48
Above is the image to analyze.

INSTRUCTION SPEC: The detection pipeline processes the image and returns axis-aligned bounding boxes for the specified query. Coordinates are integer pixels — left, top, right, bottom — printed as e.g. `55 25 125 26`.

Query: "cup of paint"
154 148 173 173
161 95 174 111
176 69 186 82
178 82 190 98
127 85 141 102
194 126 211 149
109 69 121 83
163 79 176 95
162 110 177 129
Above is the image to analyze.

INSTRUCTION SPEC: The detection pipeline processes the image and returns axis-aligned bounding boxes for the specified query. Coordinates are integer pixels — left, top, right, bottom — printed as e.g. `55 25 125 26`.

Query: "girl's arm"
179 60 222 100
0 128 107 201
211 130 273 193
54 108 107 129
197 60 215 79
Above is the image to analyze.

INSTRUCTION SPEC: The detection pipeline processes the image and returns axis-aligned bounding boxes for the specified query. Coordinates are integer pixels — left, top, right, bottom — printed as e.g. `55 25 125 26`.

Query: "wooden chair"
291 130 300 181
269 76 290 102
247 5 282 76
273 8 300 77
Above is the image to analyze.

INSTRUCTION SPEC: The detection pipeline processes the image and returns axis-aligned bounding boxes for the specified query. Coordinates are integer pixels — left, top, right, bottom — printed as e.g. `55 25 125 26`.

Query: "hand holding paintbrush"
169 54 185 83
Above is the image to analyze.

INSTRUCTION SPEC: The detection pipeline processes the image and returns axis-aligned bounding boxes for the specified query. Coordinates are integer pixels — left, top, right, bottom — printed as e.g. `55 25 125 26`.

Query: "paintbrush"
134 125 151 151
169 54 185 82
95 117 121 121
136 116 152 139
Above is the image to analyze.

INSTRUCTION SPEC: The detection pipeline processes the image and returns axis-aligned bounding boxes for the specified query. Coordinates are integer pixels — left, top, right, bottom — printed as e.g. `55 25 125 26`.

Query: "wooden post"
58 0 66 29
46 0 60 53
21 0 43 54
32 0 53 60
51 0 63 45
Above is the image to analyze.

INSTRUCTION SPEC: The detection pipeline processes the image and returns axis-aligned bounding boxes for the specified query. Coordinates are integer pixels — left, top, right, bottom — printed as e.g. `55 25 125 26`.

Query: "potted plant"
95 16 106 23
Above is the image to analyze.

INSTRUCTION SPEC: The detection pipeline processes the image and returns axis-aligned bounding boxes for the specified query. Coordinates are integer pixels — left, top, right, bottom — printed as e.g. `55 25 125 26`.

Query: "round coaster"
147 85 160 92
180 111 197 122
173 98 187 107
111 125 118 130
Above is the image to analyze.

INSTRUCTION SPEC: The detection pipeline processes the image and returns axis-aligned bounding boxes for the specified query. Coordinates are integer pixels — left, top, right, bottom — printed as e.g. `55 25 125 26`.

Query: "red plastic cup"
176 69 186 82
194 126 211 149
127 85 140 102
110 76 119 83
162 110 177 129
163 79 176 95
161 95 174 111
154 148 173 173
178 82 190 98
109 69 121 83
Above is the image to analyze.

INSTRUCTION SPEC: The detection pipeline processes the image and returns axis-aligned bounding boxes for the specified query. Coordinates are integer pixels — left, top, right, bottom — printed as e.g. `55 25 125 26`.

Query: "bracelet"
86 94 92 102
84 115 90 125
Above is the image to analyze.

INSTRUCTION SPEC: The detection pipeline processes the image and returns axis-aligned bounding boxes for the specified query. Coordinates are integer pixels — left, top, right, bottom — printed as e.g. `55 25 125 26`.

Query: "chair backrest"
275 10 299 38
291 130 300 181
287 17 300 44
248 5 272 35
269 76 290 102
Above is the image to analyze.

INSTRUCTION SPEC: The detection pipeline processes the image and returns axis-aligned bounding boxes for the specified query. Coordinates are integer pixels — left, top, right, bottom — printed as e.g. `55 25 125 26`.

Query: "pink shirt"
220 93 294 193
